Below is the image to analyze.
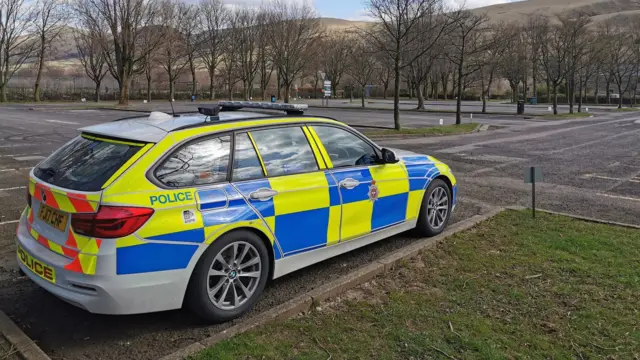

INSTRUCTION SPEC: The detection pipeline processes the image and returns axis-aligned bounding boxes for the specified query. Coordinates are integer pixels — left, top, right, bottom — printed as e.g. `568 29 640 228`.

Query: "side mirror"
380 148 398 164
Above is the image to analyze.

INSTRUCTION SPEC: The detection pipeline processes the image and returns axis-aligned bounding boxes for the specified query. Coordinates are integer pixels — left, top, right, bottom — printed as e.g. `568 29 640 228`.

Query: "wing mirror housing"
379 148 399 164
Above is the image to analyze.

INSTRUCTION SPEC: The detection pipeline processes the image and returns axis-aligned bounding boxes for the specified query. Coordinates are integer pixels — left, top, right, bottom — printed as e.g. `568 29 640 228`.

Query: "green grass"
192 210 640 360
543 112 593 119
365 123 477 137
614 107 640 112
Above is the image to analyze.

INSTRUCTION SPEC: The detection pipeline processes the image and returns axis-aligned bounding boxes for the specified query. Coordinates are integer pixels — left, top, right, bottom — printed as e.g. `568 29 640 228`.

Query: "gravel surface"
0 105 637 359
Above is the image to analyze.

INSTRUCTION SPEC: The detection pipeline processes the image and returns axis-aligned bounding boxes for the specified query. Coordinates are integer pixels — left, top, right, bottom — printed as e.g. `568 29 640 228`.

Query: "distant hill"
472 0 640 24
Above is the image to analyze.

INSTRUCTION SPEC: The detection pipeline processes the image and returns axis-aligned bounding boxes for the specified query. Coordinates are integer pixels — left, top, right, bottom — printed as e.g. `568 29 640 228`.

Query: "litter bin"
528 97 537 105
270 95 276 103
517 100 525 115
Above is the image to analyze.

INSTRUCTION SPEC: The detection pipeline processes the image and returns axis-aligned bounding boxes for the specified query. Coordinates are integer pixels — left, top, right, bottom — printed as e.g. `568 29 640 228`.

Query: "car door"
308 125 410 241
232 126 340 257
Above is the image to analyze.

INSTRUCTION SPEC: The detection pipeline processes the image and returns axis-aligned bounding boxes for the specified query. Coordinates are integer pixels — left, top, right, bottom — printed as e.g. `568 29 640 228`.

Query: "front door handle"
249 188 278 201
339 178 360 190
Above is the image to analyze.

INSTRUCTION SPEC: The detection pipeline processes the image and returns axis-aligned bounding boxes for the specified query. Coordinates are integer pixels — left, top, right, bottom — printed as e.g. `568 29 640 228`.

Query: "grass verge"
614 107 639 112
543 112 593 119
364 123 478 137
192 210 640 360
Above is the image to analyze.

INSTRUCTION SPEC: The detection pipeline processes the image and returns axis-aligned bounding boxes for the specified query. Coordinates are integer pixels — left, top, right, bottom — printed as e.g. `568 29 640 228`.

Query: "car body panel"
16 112 457 315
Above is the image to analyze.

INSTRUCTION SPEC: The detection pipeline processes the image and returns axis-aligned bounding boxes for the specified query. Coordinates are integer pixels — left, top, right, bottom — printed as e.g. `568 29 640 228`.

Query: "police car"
16 102 456 322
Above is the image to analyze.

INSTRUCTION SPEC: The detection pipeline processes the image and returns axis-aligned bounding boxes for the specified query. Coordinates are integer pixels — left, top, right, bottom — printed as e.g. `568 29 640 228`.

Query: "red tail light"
71 206 154 238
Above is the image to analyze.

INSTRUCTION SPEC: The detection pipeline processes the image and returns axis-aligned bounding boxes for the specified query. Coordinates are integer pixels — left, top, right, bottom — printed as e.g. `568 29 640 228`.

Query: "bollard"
470 113 473 120
439 119 443 126
548 106 552 112
586 107 589 112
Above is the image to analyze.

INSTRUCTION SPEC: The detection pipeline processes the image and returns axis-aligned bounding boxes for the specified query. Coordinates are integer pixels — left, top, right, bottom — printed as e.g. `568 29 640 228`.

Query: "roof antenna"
169 99 179 117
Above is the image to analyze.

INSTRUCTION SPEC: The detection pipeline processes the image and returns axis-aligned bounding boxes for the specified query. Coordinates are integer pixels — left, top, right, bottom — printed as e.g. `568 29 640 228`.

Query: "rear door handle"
339 178 360 190
249 188 278 201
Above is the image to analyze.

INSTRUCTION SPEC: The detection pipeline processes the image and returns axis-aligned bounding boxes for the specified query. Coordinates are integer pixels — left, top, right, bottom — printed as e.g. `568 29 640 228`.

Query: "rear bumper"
15 212 191 315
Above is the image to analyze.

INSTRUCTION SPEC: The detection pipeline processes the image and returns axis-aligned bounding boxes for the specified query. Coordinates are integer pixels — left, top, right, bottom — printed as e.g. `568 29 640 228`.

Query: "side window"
311 126 378 168
232 133 265 181
249 127 319 177
156 136 231 187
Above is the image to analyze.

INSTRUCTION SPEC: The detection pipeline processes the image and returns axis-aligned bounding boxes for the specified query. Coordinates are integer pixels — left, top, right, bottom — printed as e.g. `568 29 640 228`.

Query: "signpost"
322 80 332 107
524 166 543 218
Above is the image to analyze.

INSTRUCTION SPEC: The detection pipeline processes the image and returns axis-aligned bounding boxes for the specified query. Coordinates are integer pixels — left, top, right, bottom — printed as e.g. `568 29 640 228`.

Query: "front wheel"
185 230 270 323
414 178 452 237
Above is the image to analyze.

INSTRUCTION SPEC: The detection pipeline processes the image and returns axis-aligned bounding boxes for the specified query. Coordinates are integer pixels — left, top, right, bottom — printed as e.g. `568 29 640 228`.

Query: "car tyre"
414 178 452 237
186 230 270 323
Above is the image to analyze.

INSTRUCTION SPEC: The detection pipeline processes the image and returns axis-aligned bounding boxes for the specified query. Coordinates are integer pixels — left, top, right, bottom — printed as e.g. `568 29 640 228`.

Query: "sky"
224 0 524 20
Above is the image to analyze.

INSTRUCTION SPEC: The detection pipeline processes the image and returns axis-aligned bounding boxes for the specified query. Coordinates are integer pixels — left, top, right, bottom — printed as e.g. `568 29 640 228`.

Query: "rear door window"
232 133 265 181
34 135 145 192
155 135 231 187
249 127 319 177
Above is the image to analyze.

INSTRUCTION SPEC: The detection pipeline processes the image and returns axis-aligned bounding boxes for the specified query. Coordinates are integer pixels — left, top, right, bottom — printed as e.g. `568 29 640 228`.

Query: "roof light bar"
218 101 308 115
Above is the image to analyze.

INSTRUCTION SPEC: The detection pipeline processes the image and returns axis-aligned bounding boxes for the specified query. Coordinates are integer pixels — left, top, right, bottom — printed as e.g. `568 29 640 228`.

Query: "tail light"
71 206 154 238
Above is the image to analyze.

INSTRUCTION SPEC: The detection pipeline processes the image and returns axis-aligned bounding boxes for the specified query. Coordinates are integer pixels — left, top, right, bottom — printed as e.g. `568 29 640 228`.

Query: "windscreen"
33 135 143 191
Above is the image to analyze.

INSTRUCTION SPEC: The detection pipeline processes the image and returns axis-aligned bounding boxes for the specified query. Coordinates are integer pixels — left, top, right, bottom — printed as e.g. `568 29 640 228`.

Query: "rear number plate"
17 245 56 283
38 204 68 232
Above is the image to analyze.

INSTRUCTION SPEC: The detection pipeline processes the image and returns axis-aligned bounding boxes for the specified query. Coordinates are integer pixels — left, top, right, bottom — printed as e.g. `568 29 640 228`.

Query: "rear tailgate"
25 134 152 272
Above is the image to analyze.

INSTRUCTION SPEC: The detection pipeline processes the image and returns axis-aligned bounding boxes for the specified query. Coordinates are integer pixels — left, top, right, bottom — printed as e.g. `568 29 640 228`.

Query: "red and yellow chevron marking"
26 207 101 275
29 178 99 214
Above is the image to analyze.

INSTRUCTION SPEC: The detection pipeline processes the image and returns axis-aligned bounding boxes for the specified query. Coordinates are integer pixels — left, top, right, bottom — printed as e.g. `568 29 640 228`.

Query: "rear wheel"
186 230 270 323
415 178 451 237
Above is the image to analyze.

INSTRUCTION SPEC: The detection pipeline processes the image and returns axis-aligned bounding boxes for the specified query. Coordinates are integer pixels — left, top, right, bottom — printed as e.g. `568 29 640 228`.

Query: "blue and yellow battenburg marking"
111 154 455 275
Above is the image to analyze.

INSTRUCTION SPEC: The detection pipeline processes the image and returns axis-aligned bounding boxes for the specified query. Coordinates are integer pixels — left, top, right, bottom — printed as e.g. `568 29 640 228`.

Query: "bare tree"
540 17 572 114
365 0 449 129
346 39 379 108
480 22 512 113
599 20 634 109
576 36 602 112
562 12 591 113
232 6 260 100
524 14 549 101
376 52 394 99
198 0 226 100
181 4 199 98
446 10 489 124
266 1 322 103
405 8 450 110
256 8 274 100
497 23 527 103
74 26 109 102
32 0 68 102
157 0 189 101
322 33 352 99
75 0 162 105
0 0 35 102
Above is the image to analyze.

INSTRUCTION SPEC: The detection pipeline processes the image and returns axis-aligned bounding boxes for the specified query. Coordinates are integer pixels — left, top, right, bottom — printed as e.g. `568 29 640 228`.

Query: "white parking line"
597 193 640 202
45 119 78 125
583 174 640 183
0 219 19 226
0 167 32 172
0 186 26 191
13 156 45 161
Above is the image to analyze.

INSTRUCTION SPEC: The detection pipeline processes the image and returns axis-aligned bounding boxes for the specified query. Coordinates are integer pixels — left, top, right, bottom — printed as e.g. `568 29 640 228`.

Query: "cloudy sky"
224 0 522 20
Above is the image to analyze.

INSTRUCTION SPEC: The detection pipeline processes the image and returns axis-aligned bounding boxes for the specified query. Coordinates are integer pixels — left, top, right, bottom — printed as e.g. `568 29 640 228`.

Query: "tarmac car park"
14 101 457 322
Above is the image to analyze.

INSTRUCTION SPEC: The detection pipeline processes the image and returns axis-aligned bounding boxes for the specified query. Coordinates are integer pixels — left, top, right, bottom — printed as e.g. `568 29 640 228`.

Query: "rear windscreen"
33 135 143 191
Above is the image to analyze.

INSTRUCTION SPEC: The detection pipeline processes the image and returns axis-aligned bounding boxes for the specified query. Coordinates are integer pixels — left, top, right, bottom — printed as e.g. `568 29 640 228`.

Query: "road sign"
323 80 331 98
524 166 542 218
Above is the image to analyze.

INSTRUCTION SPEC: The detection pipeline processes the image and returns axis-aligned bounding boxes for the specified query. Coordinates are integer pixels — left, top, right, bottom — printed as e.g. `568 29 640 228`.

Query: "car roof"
79 111 338 143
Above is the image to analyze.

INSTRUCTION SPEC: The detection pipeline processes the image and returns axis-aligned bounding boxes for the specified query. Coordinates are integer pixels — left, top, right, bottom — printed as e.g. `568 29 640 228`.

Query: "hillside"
472 0 640 24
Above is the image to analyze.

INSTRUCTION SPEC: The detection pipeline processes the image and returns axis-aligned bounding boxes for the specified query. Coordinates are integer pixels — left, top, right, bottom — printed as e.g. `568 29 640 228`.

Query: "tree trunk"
606 76 611 104
95 81 101 103
393 54 401 130
415 81 424 110
284 83 290 103
441 74 447 100
34 40 45 102
119 77 129 105
190 62 197 97
383 82 389 100
209 72 215 100
594 73 599 104
277 72 281 100
532 65 537 100
243 81 250 101
361 85 365 108
618 82 623 109
0 84 6 102
146 77 151 102
456 61 463 125
578 80 583 113
169 81 174 101
569 75 574 114
423 81 428 101
553 83 558 115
